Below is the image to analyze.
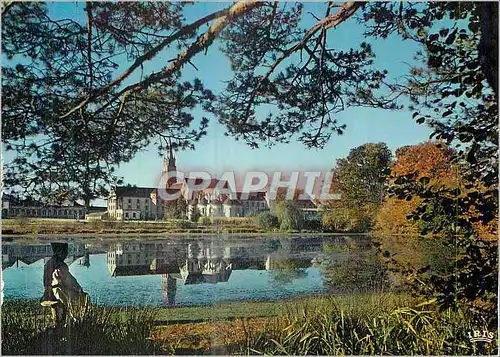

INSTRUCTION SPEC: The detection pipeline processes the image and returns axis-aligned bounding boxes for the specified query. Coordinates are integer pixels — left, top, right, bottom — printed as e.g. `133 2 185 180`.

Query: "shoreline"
2 231 372 239
2 292 397 323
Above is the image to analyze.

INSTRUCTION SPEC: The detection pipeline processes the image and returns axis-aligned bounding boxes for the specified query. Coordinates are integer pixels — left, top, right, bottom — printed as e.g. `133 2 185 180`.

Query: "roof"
182 178 229 189
220 192 266 202
113 186 155 198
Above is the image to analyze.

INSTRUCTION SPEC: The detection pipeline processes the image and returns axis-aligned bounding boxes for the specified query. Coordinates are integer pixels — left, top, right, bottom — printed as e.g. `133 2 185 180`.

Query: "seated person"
40 242 90 327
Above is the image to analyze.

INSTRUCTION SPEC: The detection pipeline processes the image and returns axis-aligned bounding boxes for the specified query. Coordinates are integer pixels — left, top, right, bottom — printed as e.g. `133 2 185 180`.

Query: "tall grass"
1 300 161 355
3 296 497 355
238 296 497 355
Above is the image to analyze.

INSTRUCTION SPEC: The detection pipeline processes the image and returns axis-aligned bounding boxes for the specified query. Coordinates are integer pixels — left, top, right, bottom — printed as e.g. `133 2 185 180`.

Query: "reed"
1 300 161 355
243 297 497 355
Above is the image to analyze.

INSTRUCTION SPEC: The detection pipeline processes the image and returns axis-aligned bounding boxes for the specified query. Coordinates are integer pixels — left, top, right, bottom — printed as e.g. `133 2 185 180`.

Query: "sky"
110 2 432 184
5 2 434 204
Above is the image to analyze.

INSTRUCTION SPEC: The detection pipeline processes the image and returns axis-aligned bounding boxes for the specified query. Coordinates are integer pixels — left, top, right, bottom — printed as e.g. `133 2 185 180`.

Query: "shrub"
303 218 322 231
254 212 279 230
198 216 211 225
275 201 304 231
172 220 195 229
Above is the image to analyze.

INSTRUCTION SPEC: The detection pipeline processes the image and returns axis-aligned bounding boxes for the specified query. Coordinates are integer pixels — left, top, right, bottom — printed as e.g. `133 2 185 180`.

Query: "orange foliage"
376 141 455 235
391 141 455 181
377 141 497 238
374 196 421 235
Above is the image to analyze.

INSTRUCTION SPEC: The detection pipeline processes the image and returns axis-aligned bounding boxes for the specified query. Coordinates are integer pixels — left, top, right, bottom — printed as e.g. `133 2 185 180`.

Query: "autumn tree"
322 142 392 232
375 141 456 235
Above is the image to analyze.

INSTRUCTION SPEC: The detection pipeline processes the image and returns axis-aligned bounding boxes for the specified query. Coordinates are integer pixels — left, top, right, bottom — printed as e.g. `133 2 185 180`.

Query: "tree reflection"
268 258 309 284
314 239 387 293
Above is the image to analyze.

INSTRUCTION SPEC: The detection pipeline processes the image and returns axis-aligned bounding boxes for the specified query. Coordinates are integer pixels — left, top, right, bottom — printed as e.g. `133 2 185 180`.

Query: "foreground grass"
1 300 161 355
2 295 497 355
153 297 497 355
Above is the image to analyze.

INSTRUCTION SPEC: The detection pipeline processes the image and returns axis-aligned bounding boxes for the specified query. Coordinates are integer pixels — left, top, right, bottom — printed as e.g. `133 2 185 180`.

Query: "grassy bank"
3 217 336 237
2 217 363 239
2 294 495 355
1 217 267 236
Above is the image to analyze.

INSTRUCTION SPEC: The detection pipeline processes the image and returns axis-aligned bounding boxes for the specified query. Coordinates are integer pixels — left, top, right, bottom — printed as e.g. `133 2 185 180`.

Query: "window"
125 212 129 218
133 212 136 218
128 199 132 203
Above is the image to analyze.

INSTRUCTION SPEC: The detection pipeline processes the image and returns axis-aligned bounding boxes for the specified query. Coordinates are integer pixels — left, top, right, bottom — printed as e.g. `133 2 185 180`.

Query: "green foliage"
171 219 195 229
253 211 279 231
322 202 379 233
163 197 187 220
198 216 211 226
364 2 499 326
333 143 392 206
2 2 211 205
275 201 304 231
302 217 322 232
389 176 498 326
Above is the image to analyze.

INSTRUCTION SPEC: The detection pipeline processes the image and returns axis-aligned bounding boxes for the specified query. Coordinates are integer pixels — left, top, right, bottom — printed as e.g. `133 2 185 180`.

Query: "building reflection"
105 238 326 306
2 242 87 270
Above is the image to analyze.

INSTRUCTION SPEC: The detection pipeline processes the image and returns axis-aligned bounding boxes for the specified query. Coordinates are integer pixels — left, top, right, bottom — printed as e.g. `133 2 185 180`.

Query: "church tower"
163 144 177 173
163 144 177 185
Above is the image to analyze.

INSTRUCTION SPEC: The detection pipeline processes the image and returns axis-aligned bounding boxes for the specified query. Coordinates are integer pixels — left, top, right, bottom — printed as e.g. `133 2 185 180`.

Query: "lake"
1 235 380 307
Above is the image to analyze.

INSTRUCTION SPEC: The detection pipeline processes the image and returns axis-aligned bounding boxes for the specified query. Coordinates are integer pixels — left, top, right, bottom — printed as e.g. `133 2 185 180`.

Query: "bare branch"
59 5 240 119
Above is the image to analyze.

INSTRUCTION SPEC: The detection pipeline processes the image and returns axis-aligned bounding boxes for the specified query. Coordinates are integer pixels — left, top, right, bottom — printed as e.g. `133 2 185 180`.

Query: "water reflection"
3 236 378 307
2 242 87 269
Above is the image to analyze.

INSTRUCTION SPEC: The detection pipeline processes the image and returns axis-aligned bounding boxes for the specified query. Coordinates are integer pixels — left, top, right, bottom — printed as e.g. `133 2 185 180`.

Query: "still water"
1 235 376 307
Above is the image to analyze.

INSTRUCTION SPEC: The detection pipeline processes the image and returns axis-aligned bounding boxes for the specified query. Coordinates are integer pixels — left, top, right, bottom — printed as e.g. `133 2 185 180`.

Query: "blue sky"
110 2 432 186
5 2 433 203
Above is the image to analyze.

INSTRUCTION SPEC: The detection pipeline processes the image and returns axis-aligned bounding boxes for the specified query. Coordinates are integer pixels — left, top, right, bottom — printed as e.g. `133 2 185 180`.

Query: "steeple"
163 143 177 174
163 142 178 186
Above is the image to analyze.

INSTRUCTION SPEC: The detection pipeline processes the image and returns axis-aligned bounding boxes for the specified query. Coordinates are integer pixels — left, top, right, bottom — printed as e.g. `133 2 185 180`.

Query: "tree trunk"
479 2 498 102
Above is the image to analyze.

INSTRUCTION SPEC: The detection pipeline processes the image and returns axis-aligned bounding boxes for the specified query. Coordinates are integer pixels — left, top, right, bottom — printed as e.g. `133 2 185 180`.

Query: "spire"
162 141 177 174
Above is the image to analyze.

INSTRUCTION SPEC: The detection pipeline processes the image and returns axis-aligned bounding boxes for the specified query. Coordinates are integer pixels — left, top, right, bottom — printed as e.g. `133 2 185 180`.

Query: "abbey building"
106 147 318 221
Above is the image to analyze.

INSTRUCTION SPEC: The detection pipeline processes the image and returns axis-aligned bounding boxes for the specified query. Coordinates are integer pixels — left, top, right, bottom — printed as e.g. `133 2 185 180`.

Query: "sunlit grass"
3 295 497 355
1 299 161 355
